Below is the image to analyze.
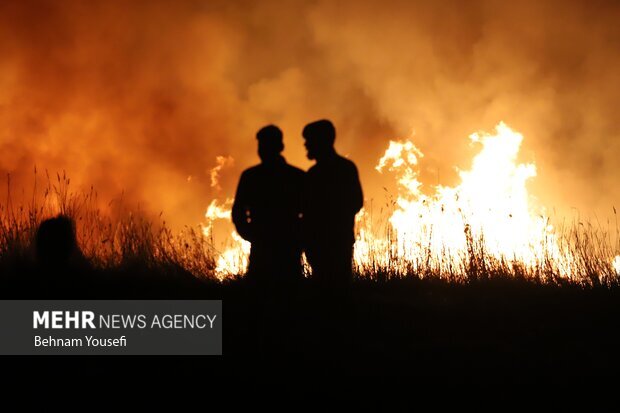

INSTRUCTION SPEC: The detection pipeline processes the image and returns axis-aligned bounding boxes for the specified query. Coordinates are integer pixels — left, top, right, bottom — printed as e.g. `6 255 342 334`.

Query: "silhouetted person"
36 215 79 270
302 119 363 288
232 125 305 284
35 215 91 294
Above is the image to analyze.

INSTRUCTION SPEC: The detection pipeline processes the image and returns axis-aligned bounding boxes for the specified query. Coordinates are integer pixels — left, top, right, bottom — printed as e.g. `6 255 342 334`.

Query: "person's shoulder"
284 163 306 176
307 163 319 174
336 155 359 172
240 164 262 178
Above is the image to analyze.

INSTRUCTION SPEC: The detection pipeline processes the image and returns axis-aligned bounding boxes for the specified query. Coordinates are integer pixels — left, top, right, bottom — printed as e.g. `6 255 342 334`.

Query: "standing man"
302 119 363 287
232 125 305 284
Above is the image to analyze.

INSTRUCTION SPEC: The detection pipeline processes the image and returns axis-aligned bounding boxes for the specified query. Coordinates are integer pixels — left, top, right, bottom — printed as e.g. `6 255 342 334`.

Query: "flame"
202 198 250 280
213 230 251 280
209 156 234 191
357 122 572 279
203 198 234 237
206 122 617 282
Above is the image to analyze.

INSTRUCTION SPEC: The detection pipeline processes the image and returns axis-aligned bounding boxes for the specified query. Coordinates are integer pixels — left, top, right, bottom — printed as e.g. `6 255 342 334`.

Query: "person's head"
302 119 336 161
35 215 78 268
256 125 284 162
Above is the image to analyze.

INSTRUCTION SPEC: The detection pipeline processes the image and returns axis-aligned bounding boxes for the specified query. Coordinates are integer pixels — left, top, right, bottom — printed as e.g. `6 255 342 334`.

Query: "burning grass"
354 203 620 286
0 168 618 289
353 123 620 286
1 125 618 289
204 122 620 286
0 170 219 283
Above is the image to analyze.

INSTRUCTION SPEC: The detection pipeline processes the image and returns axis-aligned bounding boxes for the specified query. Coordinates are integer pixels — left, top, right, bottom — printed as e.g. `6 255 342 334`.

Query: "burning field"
3 1 620 373
0 0 619 285
204 122 620 284
1 122 618 288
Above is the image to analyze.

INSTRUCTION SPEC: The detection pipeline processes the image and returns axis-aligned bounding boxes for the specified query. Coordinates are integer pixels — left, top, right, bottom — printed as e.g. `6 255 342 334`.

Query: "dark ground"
2 264 620 376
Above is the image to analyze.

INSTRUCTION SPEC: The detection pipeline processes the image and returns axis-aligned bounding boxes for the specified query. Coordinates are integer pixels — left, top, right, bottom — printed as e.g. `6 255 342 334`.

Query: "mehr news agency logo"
32 310 217 348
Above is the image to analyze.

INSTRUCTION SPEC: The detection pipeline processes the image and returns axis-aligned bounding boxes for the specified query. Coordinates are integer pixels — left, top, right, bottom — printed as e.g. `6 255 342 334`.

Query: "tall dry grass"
353 196 620 287
0 170 218 280
1 171 618 287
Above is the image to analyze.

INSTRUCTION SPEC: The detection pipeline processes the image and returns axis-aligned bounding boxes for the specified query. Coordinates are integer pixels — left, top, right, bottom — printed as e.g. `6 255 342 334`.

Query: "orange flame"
356 122 573 278
202 198 250 280
209 156 234 191
205 123 618 282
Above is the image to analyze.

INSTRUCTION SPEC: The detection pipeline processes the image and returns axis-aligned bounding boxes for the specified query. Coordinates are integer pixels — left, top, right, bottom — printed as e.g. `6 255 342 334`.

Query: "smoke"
1 0 619 228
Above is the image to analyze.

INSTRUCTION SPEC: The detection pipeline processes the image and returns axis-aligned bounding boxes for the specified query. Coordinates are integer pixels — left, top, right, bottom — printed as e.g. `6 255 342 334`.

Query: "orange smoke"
1 0 619 237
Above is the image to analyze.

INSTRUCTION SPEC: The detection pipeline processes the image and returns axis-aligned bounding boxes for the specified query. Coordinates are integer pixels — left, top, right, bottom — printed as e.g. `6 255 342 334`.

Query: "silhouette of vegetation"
0 171 217 298
1 173 619 374
0 171 618 289
352 195 620 288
